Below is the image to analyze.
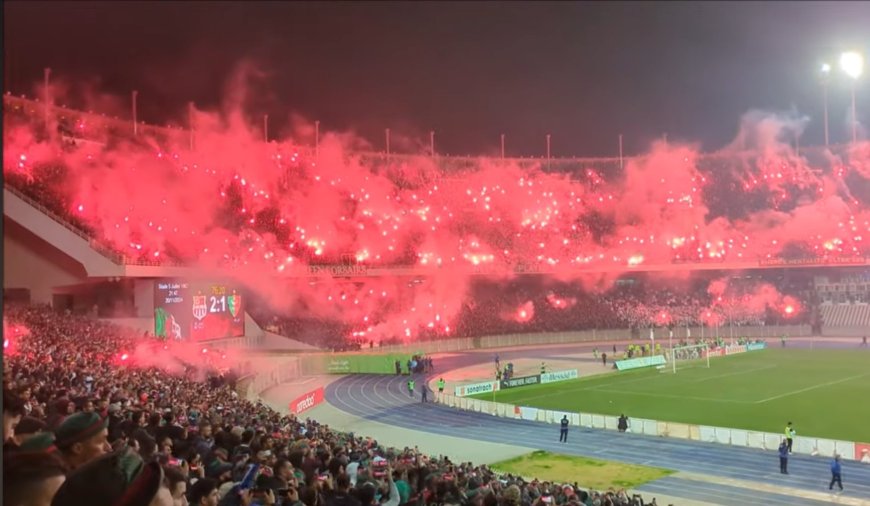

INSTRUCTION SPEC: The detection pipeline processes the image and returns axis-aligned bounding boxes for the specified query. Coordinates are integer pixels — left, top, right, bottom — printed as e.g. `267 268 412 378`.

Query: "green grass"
490 451 673 490
471 349 870 442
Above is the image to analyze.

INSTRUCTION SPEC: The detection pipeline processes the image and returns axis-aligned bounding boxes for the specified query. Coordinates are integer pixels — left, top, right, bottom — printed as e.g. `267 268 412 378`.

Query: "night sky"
4 1 869 157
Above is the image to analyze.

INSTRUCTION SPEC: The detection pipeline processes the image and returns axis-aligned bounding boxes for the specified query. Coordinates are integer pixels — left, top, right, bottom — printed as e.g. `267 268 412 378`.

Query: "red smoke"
3 79 867 343
2 320 28 356
546 292 576 309
507 301 535 323
705 277 803 323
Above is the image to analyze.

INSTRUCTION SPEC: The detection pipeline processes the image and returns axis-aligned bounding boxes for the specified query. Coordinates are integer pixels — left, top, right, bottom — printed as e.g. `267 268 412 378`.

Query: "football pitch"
471 349 870 442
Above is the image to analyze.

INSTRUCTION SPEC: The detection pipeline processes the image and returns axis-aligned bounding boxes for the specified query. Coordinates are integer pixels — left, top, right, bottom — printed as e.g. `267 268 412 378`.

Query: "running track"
325 343 870 505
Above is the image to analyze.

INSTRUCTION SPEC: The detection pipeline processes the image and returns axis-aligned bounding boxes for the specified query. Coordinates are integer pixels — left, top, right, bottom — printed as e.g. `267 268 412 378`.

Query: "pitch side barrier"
435 392 870 463
614 355 667 371
298 352 418 375
613 342 769 371
371 325 812 355
453 369 579 396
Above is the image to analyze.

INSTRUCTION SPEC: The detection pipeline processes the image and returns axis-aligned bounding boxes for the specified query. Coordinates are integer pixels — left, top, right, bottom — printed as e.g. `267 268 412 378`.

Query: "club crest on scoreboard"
228 293 241 318
192 295 208 321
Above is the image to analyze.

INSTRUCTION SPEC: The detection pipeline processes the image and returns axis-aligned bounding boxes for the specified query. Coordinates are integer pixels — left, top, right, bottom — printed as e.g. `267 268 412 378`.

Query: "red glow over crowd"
2 94 864 342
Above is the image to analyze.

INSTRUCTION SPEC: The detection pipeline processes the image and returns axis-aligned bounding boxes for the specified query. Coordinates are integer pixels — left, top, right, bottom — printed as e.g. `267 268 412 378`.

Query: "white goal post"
667 343 710 373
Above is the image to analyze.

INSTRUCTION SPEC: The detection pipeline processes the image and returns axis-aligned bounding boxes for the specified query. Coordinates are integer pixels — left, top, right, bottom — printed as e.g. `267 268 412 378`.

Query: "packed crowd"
602 288 805 329
6 95 869 270
468 280 812 337
248 279 810 349
3 304 667 506
255 313 358 351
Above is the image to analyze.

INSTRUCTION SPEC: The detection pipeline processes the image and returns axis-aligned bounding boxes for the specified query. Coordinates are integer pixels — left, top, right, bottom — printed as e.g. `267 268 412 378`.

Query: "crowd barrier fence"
367 326 812 355
433 391 868 462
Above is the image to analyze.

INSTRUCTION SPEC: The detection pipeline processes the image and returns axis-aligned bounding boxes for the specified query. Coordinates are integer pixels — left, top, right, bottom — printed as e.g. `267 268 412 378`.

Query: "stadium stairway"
320 346 870 506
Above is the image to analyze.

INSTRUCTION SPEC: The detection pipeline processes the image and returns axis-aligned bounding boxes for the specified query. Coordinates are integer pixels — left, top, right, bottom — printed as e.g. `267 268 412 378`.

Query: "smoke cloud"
4 75 868 345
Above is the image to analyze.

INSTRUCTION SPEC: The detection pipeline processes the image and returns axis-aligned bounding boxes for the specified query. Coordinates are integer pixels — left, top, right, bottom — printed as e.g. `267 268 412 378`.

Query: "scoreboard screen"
154 280 245 341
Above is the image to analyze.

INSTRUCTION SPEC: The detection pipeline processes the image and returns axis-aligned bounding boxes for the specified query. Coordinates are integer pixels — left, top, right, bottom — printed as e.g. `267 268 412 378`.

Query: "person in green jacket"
407 378 415 398
784 421 795 453
437 378 445 399
394 469 411 504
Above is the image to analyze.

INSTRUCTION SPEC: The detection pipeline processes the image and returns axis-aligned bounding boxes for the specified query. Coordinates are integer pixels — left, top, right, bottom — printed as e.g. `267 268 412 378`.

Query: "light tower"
820 63 831 146
840 51 864 143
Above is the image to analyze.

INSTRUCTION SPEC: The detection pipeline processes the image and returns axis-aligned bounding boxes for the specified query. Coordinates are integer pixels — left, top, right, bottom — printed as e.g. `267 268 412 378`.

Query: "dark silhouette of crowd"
247 277 811 349
3 304 666 506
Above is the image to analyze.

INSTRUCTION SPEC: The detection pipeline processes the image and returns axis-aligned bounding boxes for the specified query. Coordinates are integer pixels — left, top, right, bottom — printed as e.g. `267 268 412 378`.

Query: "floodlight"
821 62 831 74
840 51 864 79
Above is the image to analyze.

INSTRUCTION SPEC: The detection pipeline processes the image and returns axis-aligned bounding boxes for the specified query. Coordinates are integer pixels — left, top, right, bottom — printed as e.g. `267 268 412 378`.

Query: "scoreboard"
154 280 245 341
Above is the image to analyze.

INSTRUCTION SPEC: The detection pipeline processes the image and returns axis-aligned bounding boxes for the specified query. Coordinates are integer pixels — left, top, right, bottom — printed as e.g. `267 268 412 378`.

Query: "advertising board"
455 381 499 397
500 375 540 389
289 387 324 415
615 355 667 371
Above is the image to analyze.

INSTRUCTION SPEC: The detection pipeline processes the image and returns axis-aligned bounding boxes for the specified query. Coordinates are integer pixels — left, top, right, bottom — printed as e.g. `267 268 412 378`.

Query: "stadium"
3 3 870 506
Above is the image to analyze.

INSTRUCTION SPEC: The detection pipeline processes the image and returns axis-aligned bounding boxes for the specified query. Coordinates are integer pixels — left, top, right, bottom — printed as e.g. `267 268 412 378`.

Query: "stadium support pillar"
851 84 858 144
840 51 863 143
500 134 505 160
546 134 551 170
133 279 156 317
315 120 320 159
618 134 624 170
43 67 51 127
430 130 435 157
188 102 195 150
132 90 138 136
264 114 269 142
386 128 391 158
823 81 829 146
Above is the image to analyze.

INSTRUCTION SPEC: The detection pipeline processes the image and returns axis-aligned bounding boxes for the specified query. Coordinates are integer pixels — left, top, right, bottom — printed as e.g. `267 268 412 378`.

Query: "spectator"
55 412 111 470
3 433 68 506
50 446 172 506
164 466 190 506
187 477 220 506
12 416 47 446
4 387 26 444
135 429 159 461
325 473 360 506
273 458 294 489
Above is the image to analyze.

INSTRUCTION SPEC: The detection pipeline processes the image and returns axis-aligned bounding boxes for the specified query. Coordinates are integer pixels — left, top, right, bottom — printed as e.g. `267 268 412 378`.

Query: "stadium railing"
434 387 867 462
5 93 856 164
238 355 304 403
4 184 127 263
5 184 191 267
366 325 812 355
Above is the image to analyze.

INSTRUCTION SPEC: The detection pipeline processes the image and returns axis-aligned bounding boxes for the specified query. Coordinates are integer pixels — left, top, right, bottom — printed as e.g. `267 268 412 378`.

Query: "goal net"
666 343 710 373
